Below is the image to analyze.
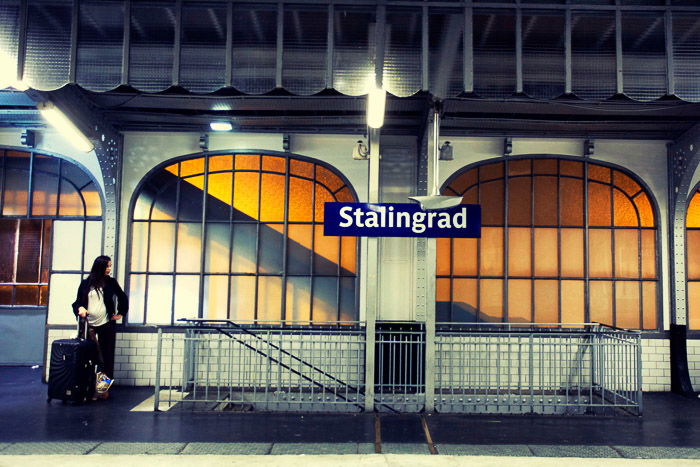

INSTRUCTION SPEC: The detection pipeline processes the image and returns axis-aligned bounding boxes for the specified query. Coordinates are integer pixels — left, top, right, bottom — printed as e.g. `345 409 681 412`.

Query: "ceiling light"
366 85 386 129
37 102 94 153
209 121 232 132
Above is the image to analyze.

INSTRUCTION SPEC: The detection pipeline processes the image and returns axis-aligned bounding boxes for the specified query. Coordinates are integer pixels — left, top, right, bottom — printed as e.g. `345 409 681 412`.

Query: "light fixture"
37 102 94 153
439 141 453 161
366 85 386 129
352 139 369 160
209 121 232 132
0 52 28 91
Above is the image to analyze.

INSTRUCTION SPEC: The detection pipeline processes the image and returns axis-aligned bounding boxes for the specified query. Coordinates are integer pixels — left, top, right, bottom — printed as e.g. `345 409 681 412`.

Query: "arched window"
128 152 358 325
686 188 700 330
0 148 103 306
437 157 658 329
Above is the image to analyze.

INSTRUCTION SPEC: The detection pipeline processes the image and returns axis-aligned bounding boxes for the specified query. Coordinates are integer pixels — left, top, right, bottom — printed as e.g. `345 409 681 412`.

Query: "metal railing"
434 323 642 415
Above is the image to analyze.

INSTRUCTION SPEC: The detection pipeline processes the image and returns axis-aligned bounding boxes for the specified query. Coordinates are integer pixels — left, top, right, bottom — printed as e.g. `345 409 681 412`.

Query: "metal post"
154 327 163 411
423 111 438 412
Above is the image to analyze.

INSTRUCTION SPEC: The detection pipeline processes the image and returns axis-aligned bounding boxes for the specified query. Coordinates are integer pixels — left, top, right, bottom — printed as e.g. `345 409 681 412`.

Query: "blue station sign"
324 202 481 238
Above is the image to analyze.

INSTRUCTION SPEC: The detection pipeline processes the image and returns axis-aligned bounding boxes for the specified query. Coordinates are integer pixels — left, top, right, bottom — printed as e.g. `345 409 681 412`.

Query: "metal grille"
155 320 366 412
434 323 642 415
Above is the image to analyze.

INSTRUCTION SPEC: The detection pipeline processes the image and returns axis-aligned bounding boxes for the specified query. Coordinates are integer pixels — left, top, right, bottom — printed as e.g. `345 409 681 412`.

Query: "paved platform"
1 366 700 460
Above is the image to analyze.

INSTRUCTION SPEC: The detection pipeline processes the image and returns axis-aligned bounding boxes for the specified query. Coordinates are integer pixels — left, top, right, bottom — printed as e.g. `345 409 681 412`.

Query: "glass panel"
479 279 503 322
39 285 48 305
3 162 29 216
687 192 700 228
507 279 531 323
384 8 422 98
508 159 531 176
474 11 515 98
314 184 335 223
51 221 83 271
82 183 102 217
480 180 504 225
0 285 11 305
133 189 155 221
230 276 255 322
262 156 285 173
286 276 311 322
0 220 16 282
152 182 178 221
614 230 639 278
622 12 667 101
479 227 503 276
77 1 124 91
234 154 260 171
642 282 657 330
534 176 557 226
31 156 59 215
588 229 612 278
233 172 260 221
588 182 612 226
209 155 233 172
507 177 531 225
290 159 313 179
689 282 700 330
560 160 583 177
480 162 504 182
533 159 557 175
25 0 71 90
232 5 277 94
129 1 175 92
340 236 357 276
205 223 229 273
316 165 344 193
453 278 478 322
339 277 356 321
613 171 641 197
203 275 228 321
41 220 51 282
288 177 313 222
589 281 613 325
556 230 582 279
436 238 451 276
429 11 464 97
561 280 584 325
259 224 284 274
174 275 200 322
613 189 638 227
58 180 84 217
130 222 149 272
312 276 338 322
180 2 227 93
179 176 205 222
146 275 173 324
588 165 611 183
231 223 257 274
508 227 531 277
335 187 354 203
83 221 102 271
447 169 477 196
635 194 654 227
127 274 146 324
534 280 558 323
313 225 339 275
148 223 175 272
258 276 283 322
641 230 656 279
534 228 558 277
560 178 583 226
176 222 202 273
436 277 451 322
287 224 312 275
522 12 566 99
179 158 205 177
332 8 373 96
283 6 327 95
260 173 286 222
15 286 39 305
453 238 478 276
572 12 617 99
206 172 232 221
616 281 640 329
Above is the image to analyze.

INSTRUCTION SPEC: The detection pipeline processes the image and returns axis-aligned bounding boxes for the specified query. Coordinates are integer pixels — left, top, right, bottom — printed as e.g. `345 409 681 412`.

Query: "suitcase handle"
77 316 88 340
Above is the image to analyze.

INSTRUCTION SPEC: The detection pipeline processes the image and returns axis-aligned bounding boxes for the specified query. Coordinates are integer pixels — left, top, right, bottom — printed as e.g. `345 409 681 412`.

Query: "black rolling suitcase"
47 318 98 403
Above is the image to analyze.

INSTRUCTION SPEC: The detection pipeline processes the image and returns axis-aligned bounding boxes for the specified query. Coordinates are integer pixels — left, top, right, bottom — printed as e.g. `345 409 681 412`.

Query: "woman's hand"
78 307 88 318
111 314 122 321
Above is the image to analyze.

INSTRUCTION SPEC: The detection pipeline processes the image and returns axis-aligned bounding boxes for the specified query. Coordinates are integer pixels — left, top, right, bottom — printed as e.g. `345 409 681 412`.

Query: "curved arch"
127 150 359 325
438 155 660 330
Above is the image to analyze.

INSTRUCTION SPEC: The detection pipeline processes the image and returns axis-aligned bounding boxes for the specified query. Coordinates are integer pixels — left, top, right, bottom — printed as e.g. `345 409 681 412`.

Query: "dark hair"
86 255 111 292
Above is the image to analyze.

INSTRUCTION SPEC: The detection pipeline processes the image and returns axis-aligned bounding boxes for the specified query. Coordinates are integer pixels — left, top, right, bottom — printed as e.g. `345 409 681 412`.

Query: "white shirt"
87 288 109 327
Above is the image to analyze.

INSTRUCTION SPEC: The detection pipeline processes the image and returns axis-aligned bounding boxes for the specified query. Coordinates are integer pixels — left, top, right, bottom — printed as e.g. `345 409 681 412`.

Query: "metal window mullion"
69 0 79 83
27 152 34 216
530 162 535 323
664 9 675 96
121 0 131 85
56 160 63 217
638 223 643 329
583 163 590 323
325 3 334 89
253 159 262 321
172 0 182 87
170 165 182 326
0 152 5 213
198 158 210 320
557 160 562 325
615 6 623 95
17 0 28 84
226 160 235 320
476 167 481 322
564 8 572 95
464 6 473 94
515 7 523 95
12 220 20 285
281 158 290 322
449 237 455 322
503 160 509 323
610 181 616 327
309 164 317 323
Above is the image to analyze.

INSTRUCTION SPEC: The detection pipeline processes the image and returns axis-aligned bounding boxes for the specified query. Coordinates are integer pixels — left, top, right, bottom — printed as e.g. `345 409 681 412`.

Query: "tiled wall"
688 339 700 390
641 339 671 392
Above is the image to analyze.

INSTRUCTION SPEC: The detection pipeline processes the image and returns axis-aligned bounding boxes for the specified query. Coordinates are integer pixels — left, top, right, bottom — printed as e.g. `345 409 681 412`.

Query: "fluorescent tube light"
38 102 94 153
366 85 386 129
209 121 233 132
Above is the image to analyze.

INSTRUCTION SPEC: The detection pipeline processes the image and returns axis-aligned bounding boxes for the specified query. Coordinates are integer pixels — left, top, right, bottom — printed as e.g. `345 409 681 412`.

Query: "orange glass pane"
479 227 503 276
453 238 478 276
58 183 84 217
589 229 612 278
462 187 478 204
40 285 49 306
588 182 611 226
688 230 700 279
508 159 531 176
480 180 504 225
82 186 102 217
642 282 657 330
507 279 531 323
31 169 59 216
262 155 286 173
687 192 700 228
479 162 503 182
561 229 584 277
589 281 613 325
165 162 178 175
313 224 340 269
207 172 233 207
560 160 583 177
641 230 656 279
635 193 655 227
290 159 314 178
614 230 639 278
448 169 477 196
615 281 640 329
0 285 11 305
257 276 283 322
560 178 583 226
689 282 700 330
534 280 558 323
561 280 584 325
588 164 610 183
436 277 451 302
288 177 313 222
534 176 557 226
453 278 478 321
180 158 205 177
15 286 39 305
436 238 452 276
613 189 638 227
234 153 260 170
508 177 532 225
534 228 558 277
335 186 354 203
613 170 641 197
314 184 335 222
41 221 51 282
533 159 557 175
233 172 260 220
208 155 233 172
340 236 357 275
508 227 532 276
260 173 286 222
316 165 344 192
479 279 503 322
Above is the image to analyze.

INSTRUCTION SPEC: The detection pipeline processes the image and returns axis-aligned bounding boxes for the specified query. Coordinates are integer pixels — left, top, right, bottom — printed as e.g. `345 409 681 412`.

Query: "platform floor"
2 366 700 463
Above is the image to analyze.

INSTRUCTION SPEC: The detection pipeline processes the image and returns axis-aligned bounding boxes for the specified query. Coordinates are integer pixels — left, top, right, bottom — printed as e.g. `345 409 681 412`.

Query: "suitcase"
47 318 99 403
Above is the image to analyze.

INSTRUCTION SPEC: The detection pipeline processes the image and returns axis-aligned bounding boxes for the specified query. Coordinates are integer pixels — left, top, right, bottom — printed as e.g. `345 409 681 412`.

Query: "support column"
668 123 700 396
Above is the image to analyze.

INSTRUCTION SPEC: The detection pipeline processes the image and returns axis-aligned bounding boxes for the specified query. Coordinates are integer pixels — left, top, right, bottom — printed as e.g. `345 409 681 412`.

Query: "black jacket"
72 276 129 320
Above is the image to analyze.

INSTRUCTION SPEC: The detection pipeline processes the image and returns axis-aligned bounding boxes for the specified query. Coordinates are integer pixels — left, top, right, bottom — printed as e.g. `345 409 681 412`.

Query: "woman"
72 255 128 400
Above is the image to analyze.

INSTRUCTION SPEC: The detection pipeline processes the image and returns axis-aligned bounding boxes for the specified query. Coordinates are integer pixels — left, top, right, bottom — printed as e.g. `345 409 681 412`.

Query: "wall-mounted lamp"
37 102 94 153
352 139 369 160
20 130 35 148
504 137 513 156
439 141 453 161
366 85 386 129
584 139 595 157
209 121 232 132
199 134 209 151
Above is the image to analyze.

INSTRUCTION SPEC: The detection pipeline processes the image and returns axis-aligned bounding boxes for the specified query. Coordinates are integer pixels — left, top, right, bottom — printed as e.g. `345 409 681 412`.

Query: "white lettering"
338 206 354 227
412 212 427 233
365 211 380 228
353 209 365 227
437 213 451 228
453 207 468 228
